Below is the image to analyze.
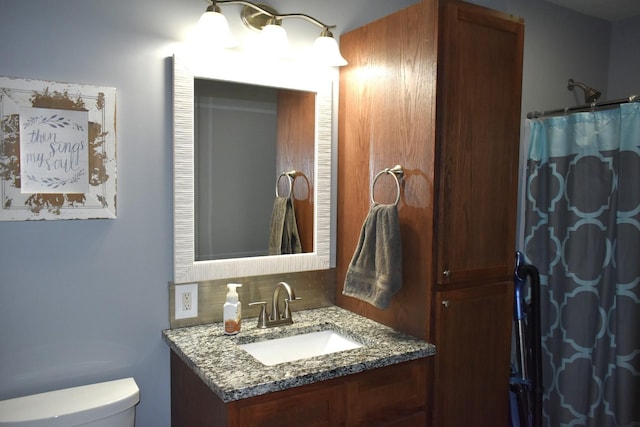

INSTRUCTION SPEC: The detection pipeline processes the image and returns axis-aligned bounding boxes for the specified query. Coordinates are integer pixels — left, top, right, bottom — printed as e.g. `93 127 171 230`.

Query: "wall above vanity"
168 269 336 328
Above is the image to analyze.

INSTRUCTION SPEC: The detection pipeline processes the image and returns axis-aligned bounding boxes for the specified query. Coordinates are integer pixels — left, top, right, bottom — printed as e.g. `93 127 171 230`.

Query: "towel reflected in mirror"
269 196 302 255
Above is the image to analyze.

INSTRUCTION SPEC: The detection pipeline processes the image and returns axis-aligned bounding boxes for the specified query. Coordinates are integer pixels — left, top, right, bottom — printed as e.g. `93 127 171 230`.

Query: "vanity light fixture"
196 0 348 66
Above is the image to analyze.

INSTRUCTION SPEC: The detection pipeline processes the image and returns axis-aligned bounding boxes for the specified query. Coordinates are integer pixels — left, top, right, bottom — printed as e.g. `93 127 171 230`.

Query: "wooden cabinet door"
231 382 345 427
377 412 428 427
432 282 513 427
344 359 428 426
435 1 524 286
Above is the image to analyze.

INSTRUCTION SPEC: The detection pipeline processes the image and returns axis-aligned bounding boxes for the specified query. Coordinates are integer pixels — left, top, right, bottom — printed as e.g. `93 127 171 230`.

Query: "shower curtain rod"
527 94 640 119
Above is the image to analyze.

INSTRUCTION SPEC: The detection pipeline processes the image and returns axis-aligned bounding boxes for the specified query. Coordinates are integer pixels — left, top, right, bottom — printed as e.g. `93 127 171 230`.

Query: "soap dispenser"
223 283 242 335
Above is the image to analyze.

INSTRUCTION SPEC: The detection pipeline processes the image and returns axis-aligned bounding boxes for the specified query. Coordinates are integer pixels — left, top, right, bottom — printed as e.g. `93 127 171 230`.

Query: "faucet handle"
282 297 301 320
248 301 268 328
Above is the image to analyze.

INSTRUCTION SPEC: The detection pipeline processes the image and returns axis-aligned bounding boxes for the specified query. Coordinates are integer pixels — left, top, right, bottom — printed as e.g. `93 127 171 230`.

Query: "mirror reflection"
194 79 315 261
172 54 333 283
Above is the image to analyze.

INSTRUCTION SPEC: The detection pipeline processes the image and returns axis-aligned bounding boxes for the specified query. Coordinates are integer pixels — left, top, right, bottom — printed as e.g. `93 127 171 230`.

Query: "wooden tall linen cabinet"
337 1 524 426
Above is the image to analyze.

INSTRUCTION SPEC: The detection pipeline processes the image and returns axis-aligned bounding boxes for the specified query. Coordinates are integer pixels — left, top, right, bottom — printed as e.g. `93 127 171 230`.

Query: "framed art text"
0 76 117 220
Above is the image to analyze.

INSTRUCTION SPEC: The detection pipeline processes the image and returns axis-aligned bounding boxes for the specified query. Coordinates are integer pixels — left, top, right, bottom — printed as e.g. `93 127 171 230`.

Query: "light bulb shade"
196 11 238 48
312 36 348 67
258 24 290 57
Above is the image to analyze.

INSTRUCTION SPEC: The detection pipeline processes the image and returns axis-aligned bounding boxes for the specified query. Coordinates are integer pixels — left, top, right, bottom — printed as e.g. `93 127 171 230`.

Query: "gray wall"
608 15 640 98
0 1 637 426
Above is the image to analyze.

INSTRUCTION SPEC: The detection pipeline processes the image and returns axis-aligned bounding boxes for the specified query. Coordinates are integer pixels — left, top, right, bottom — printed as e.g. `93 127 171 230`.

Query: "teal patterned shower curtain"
522 103 640 427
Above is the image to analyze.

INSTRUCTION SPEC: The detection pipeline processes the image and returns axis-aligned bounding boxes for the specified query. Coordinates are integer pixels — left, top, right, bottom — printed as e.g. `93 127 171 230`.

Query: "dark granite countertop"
162 305 436 402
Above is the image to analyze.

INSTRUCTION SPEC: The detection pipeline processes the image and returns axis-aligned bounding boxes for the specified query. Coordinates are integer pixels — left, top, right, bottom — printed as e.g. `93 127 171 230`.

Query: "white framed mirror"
172 53 334 283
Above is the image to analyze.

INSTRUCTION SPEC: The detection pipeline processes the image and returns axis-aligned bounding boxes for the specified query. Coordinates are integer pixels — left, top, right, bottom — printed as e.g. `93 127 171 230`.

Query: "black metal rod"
527 94 640 119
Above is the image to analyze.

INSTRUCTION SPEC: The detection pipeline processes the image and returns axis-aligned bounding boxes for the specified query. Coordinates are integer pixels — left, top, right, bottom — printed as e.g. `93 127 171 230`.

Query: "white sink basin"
239 330 363 366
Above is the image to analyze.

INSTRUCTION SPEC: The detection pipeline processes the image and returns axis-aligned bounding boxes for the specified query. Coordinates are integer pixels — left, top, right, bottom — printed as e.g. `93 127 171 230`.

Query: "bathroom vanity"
163 306 435 426
169 0 521 424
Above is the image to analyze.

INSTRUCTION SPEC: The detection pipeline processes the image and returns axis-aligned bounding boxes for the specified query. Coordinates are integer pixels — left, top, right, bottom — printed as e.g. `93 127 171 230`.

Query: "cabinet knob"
443 270 450 277
442 300 451 308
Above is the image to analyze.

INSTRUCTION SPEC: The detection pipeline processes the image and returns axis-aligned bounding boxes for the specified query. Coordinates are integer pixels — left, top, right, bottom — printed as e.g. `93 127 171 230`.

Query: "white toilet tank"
0 378 139 427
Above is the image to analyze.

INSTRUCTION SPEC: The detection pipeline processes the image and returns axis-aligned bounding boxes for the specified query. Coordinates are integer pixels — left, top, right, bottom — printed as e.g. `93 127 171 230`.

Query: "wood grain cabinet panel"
337 1 524 426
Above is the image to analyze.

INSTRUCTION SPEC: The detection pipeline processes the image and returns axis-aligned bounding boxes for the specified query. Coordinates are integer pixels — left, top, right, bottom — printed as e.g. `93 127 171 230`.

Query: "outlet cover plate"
175 283 198 319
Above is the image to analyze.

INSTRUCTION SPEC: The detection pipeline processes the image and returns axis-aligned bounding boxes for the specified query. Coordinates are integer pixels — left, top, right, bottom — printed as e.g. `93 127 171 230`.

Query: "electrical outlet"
182 291 192 311
175 283 198 320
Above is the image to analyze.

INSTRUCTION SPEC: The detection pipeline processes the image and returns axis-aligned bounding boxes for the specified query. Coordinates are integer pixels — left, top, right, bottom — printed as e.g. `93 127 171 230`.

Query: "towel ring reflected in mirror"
371 165 404 206
276 170 298 198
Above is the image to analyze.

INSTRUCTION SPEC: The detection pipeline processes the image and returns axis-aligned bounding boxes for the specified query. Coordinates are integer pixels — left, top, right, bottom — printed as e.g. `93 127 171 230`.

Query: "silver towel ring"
370 165 404 206
275 170 297 198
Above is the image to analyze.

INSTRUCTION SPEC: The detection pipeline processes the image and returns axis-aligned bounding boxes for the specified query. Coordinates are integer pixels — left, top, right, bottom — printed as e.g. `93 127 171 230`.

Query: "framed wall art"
0 76 117 220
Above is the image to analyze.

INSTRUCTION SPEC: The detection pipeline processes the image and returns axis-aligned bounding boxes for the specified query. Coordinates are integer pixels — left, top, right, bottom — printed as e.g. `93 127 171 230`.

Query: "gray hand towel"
342 203 402 309
269 197 302 255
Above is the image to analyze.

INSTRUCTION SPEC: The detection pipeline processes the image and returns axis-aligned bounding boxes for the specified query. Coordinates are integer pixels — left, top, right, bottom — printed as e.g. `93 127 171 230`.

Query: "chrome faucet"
271 281 295 321
249 281 300 328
